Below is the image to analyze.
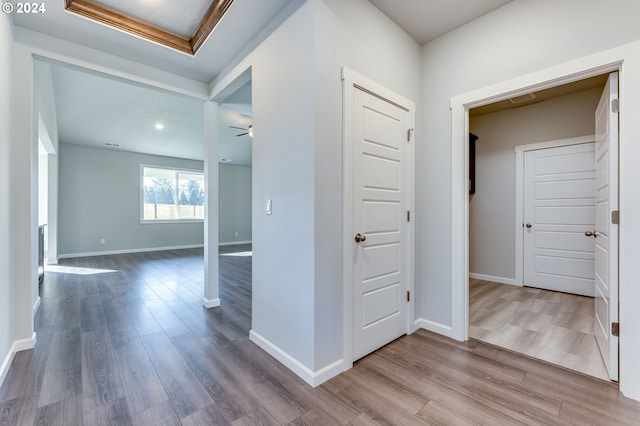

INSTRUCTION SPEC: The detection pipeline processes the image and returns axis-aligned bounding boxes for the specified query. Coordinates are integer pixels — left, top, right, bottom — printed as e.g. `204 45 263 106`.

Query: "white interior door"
594 72 619 381
352 87 409 361
523 143 596 296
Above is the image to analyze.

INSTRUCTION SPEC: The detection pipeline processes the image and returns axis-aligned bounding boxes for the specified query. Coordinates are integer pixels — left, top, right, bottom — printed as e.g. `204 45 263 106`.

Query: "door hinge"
407 128 413 142
612 210 620 225
612 322 619 337
406 291 410 302
407 210 410 222
612 98 620 113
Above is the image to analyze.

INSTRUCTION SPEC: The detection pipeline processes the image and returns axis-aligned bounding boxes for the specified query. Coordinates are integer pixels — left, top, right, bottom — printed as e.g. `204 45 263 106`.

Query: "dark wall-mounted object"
469 133 478 195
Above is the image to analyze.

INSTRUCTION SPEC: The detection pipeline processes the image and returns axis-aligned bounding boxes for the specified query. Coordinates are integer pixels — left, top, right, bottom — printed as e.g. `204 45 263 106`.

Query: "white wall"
37 149 48 226
58 144 204 256
34 60 60 264
418 0 640 326
419 0 640 399
0 12 14 384
10 32 37 361
211 0 420 380
313 0 421 370
469 88 602 282
219 164 252 244
35 61 59 152
235 0 317 370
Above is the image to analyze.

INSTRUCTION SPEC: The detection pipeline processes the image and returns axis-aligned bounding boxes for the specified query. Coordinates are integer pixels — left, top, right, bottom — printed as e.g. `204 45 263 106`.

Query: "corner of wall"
414 318 455 340
0 333 37 390
0 10 14 393
249 329 346 387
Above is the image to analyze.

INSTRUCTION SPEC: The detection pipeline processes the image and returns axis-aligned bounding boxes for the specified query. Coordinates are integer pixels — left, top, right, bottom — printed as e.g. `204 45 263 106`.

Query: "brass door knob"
525 223 532 228
355 233 367 243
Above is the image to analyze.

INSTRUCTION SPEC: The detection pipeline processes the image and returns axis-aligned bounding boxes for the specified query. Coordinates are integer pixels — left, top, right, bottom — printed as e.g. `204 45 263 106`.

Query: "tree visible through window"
142 166 204 221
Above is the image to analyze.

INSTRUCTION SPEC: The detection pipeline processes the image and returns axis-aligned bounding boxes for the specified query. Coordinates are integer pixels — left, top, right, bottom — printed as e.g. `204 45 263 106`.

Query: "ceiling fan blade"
229 126 247 130
236 132 249 137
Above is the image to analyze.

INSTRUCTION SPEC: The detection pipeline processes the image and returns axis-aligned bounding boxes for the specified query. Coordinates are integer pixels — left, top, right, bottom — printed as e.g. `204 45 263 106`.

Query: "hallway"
1 248 638 424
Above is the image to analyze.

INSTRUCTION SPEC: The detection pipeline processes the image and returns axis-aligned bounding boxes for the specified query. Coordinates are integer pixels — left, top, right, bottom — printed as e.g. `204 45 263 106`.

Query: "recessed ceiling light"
155 123 165 130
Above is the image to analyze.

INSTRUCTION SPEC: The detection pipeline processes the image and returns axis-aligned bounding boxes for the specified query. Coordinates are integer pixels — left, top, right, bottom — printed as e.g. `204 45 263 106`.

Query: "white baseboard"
415 318 455 339
13 333 36 352
0 332 37 389
469 273 520 287
249 330 345 387
33 297 41 316
0 349 13 388
219 240 252 246
202 298 220 309
58 244 204 259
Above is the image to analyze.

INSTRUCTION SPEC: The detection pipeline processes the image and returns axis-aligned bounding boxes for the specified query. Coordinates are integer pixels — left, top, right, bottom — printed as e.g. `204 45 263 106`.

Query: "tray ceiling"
65 0 234 55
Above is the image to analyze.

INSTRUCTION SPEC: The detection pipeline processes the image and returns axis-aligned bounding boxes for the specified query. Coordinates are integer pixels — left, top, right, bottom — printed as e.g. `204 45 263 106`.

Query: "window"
141 166 205 222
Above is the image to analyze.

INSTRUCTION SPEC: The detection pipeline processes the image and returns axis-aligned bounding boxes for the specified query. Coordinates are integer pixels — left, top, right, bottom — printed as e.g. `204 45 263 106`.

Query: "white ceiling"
220 81 252 116
51 63 253 165
11 0 516 84
12 0 297 83
25 0 520 164
51 64 205 161
368 0 513 45
219 81 253 166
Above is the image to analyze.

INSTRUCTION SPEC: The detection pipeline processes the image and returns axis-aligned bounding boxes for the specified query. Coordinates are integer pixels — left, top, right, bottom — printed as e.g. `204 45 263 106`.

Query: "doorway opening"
467 73 618 381
213 69 254 330
217 79 252 249
216 77 254 324
35 58 209 306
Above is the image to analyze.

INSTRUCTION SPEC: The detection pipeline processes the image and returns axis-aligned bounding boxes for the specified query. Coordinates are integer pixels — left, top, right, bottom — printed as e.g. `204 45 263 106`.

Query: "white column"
10 45 37 343
203 101 220 308
47 152 59 264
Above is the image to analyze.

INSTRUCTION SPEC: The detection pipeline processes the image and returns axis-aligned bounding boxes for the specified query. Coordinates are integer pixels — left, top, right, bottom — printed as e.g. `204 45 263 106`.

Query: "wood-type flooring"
469 279 608 380
2 246 640 425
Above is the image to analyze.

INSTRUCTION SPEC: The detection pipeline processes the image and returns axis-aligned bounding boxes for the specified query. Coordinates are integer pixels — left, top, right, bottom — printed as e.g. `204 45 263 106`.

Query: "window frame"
140 164 205 224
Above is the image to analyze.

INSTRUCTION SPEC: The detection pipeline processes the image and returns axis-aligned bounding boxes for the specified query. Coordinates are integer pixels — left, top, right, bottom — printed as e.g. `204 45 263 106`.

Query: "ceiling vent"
508 93 537 105
104 142 120 148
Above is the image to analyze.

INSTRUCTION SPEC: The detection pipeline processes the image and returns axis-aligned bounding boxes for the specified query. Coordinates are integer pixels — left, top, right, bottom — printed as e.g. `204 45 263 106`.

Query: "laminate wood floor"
469 279 609 381
2 247 640 425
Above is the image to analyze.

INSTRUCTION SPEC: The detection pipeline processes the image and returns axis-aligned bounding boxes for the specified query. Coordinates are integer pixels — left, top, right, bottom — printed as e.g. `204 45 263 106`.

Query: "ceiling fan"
229 124 253 137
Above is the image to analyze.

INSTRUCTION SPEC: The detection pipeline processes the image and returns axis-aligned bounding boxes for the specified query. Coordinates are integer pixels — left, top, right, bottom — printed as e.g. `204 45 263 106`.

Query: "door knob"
525 223 532 229
354 233 367 243
585 231 597 238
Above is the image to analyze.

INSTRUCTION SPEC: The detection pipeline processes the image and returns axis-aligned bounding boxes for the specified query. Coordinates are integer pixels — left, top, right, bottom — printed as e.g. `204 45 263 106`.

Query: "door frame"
210 67 253 309
450 58 622 344
514 134 596 287
341 66 416 367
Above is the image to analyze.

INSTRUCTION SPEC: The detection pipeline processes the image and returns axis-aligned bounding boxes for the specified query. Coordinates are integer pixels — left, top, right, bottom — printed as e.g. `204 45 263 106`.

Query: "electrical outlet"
100 238 105 244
